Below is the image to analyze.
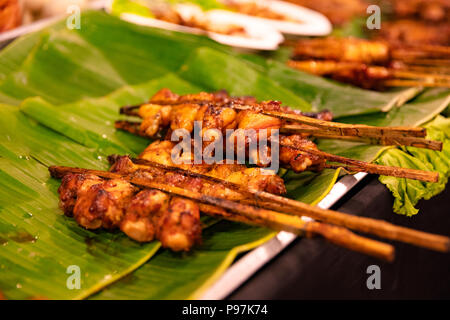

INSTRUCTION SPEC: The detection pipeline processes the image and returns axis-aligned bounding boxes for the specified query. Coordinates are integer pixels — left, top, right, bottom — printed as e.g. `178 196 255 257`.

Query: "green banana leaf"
178 47 311 110
0 105 161 300
1 10 419 116
0 11 448 300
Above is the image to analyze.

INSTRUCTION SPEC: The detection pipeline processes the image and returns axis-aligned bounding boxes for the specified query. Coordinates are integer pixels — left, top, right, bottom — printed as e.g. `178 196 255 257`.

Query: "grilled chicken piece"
280 135 325 172
236 109 282 132
120 189 170 242
139 140 178 167
73 179 137 230
156 197 201 251
196 104 238 134
58 173 103 216
138 104 172 137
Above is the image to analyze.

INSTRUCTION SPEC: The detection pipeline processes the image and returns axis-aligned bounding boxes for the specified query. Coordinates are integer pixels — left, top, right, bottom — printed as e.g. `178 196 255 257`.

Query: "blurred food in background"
375 19 450 46
144 1 246 35
0 0 22 32
390 0 449 22
283 0 366 25
221 0 298 22
21 0 90 24
0 0 99 32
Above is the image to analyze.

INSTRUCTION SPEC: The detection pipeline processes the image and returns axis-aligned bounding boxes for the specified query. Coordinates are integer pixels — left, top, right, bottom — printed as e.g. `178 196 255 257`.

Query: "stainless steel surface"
200 172 368 299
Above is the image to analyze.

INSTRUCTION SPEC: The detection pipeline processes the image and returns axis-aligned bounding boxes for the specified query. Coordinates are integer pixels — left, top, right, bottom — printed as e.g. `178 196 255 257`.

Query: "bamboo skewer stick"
281 143 439 183
48 165 395 261
121 157 450 253
115 120 151 138
254 108 426 138
120 101 427 139
281 125 443 151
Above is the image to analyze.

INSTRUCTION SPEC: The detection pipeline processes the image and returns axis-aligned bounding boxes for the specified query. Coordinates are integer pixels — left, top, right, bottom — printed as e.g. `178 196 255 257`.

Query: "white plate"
224 0 332 36
106 1 284 51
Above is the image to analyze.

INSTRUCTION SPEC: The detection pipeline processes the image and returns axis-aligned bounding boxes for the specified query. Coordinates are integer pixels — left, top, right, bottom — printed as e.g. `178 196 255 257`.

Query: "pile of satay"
50 89 450 261
286 0 450 90
288 37 450 90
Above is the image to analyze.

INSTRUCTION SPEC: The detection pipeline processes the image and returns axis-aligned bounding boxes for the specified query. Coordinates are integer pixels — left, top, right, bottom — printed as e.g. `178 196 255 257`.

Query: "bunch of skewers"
288 37 450 90
49 89 450 262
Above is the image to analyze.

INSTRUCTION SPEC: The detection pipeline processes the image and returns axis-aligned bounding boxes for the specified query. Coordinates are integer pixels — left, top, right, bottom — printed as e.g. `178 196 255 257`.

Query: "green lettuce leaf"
375 115 450 216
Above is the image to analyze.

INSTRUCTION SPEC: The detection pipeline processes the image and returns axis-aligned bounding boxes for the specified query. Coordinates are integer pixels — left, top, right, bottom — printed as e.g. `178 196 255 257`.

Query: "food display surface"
0 4 449 301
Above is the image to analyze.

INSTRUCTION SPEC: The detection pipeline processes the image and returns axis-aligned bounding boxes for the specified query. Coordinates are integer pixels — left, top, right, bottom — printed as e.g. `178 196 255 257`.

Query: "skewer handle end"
49 166 64 179
309 222 395 262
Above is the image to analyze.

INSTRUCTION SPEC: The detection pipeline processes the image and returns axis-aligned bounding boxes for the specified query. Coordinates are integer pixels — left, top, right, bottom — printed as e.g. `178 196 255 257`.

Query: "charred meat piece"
73 178 136 230
121 189 170 242
57 173 103 216
156 197 201 252
280 135 326 172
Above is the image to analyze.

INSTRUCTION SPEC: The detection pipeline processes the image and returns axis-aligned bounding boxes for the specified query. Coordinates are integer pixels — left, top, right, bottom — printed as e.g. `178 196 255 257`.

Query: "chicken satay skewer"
291 37 450 64
116 116 442 151
49 165 394 261
281 125 443 151
120 156 450 253
113 121 438 182
227 105 430 138
120 100 427 139
288 60 450 89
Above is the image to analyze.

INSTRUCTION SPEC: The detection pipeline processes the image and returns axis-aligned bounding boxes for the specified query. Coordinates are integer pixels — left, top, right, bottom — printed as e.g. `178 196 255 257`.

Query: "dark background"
229 175 450 299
